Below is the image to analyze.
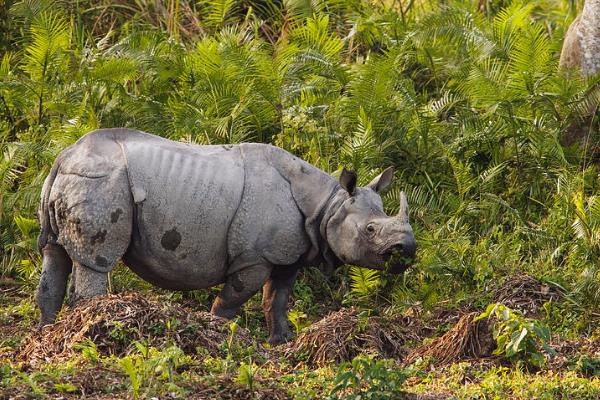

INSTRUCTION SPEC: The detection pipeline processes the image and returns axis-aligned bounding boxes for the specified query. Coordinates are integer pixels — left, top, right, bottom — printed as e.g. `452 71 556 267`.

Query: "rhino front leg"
211 263 272 319
262 265 299 345
70 261 108 304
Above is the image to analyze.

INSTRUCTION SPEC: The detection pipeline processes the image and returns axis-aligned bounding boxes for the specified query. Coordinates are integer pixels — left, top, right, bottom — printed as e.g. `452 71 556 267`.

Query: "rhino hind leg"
210 263 272 319
37 243 72 326
262 265 300 345
70 261 108 304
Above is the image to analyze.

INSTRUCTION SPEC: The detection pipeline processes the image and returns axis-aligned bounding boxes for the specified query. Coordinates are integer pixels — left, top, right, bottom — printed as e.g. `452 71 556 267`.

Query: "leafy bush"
328 355 412 400
118 342 188 399
476 303 555 368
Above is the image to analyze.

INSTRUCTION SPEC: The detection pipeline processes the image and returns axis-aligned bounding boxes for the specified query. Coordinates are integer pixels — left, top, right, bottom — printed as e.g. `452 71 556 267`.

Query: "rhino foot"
268 329 294 346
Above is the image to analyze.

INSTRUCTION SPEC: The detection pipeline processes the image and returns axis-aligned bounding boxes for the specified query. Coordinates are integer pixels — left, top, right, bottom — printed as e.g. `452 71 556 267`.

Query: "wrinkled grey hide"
36 129 417 344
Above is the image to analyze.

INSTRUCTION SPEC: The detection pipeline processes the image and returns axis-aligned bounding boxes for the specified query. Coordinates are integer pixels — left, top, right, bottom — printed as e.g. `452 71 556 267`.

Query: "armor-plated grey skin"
559 0 600 77
36 129 417 344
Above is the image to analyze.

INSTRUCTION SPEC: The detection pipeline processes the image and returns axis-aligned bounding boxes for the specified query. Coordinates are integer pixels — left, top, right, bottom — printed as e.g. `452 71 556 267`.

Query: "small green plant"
53 382 78 393
6 299 37 323
288 309 309 334
119 356 143 399
327 355 411 400
118 342 187 399
573 355 600 377
74 338 100 364
345 266 380 306
108 321 139 345
476 303 555 368
236 361 257 391
223 320 240 362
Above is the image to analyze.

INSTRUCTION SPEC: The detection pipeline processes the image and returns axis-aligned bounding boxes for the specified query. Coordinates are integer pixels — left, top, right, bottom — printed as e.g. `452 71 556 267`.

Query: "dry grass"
493 273 563 316
404 312 495 366
285 307 424 366
547 337 600 372
18 292 257 366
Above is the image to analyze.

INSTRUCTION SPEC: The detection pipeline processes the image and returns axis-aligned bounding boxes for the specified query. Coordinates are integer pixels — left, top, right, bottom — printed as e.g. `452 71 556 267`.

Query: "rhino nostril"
384 242 416 258
386 243 405 256
402 240 417 257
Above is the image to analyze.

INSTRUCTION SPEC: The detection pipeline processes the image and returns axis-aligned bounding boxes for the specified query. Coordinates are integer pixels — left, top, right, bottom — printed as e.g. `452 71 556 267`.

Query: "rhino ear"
367 167 394 193
339 168 357 195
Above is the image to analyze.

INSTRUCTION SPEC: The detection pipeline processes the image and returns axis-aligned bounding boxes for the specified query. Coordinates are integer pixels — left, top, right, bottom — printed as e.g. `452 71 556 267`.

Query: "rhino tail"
38 152 64 253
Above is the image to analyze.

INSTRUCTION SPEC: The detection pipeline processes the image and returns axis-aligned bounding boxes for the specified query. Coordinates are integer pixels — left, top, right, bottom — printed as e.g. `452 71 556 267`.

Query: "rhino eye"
366 224 376 234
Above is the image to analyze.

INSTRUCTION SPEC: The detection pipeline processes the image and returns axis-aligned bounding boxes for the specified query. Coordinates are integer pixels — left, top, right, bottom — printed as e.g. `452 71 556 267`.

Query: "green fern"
349 266 380 298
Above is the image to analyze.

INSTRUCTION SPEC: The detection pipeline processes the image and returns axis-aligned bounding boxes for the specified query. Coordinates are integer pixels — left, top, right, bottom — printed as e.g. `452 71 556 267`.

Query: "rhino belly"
123 241 228 290
120 140 245 290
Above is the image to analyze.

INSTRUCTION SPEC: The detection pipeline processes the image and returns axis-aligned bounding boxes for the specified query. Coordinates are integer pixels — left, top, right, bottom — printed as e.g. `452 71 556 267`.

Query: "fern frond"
349 266 380 297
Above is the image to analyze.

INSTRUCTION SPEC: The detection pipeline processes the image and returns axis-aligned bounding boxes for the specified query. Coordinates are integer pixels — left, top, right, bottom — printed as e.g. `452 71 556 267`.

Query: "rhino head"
323 167 417 274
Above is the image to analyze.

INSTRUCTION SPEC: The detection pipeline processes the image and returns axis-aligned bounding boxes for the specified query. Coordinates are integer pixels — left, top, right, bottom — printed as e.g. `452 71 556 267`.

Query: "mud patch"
18 292 259 366
110 208 123 223
161 227 181 251
90 229 107 245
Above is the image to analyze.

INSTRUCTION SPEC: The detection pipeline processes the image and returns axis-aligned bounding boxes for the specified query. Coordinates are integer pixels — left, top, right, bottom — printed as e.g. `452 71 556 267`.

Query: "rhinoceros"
36 129 417 344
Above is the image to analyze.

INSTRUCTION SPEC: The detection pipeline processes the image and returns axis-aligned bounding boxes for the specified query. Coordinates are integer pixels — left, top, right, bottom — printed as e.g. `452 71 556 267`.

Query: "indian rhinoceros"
36 129 417 344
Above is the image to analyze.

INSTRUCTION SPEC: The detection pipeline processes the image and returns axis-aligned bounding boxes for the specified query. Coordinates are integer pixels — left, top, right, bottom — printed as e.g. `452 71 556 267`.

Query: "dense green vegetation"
2 0 600 398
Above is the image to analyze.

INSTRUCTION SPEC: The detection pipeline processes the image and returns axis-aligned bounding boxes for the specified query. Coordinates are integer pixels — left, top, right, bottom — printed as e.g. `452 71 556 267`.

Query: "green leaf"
511 327 528 354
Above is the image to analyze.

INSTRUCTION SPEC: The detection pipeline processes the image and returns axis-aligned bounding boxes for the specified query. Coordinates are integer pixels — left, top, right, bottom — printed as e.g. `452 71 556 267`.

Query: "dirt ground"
1 274 599 399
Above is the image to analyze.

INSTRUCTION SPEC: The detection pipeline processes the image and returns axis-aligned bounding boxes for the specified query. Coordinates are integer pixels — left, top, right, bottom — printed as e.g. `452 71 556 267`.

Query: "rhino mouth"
382 248 414 274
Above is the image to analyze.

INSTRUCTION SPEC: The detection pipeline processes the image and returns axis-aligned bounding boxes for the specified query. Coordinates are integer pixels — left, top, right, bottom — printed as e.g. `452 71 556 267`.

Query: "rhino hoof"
37 320 53 331
268 331 294 346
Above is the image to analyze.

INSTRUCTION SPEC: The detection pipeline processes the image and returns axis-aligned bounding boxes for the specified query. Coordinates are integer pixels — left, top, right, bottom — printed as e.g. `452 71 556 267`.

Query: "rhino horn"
398 191 409 223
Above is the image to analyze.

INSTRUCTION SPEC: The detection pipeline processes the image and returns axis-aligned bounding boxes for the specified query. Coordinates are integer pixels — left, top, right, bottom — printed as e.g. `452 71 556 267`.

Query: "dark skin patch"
95 256 108 269
300 165 308 174
161 228 181 251
40 279 49 293
232 273 245 292
110 208 123 223
56 206 69 221
73 218 82 234
90 229 107 245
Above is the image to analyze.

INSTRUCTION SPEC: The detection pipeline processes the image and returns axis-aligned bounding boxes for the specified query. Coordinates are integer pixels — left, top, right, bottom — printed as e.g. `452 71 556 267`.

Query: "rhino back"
121 134 245 287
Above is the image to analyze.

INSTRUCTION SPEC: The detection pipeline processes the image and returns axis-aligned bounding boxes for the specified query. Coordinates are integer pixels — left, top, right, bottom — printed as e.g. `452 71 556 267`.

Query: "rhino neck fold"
267 146 343 272
298 182 344 272
314 189 346 273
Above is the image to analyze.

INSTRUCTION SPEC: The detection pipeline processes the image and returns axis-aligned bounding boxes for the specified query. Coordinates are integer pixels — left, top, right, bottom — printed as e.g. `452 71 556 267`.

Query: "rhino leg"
262 265 299 345
210 263 272 319
70 261 108 304
37 244 73 327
